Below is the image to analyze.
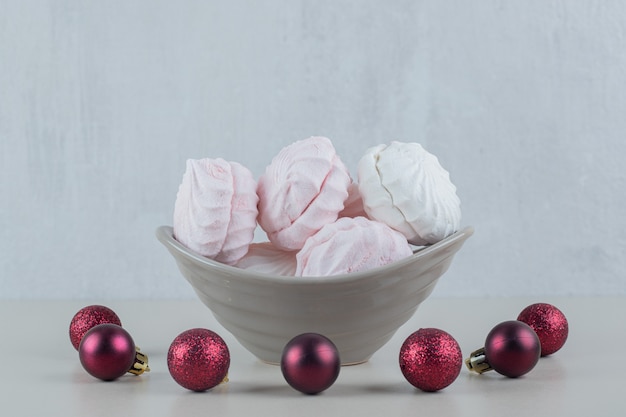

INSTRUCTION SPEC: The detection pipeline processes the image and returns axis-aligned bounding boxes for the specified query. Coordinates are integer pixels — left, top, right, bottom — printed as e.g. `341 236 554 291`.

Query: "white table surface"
1 296 624 417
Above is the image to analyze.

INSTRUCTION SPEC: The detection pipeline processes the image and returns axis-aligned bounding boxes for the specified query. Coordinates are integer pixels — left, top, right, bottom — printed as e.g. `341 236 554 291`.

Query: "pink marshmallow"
257 137 351 251
234 242 297 276
173 158 258 265
295 216 413 276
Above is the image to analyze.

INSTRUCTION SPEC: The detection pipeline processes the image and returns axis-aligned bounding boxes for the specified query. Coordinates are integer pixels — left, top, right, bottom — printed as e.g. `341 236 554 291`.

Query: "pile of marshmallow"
173 137 461 277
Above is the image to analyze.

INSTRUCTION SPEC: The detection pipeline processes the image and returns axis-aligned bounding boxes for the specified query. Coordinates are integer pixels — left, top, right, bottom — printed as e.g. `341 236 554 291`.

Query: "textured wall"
2 1 625 299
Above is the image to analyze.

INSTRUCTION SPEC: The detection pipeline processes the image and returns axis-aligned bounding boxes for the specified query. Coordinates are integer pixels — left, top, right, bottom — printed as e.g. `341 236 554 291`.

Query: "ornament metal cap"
465 347 492 374
128 346 151 375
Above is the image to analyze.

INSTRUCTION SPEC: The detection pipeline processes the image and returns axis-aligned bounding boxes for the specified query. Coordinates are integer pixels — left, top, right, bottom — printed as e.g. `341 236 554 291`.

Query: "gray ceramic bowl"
156 225 473 365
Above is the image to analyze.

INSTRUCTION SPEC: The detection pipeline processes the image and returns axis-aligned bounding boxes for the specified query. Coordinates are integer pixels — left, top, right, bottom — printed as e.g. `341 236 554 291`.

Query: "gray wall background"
2 1 625 299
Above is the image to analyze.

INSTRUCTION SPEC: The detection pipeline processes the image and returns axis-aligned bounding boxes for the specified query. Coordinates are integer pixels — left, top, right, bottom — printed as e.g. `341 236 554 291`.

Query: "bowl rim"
156 225 473 285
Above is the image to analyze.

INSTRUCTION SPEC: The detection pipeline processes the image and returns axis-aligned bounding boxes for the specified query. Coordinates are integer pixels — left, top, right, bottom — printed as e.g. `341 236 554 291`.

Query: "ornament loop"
464 347 493 374
128 347 150 375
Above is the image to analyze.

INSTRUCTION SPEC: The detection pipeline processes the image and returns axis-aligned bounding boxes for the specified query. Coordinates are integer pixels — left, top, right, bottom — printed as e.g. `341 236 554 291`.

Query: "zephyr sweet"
256 136 352 251
295 216 413 276
173 158 258 265
357 141 461 245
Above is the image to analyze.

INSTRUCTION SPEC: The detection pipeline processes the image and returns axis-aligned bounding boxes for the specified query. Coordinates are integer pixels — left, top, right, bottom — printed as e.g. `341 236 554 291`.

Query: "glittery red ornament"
399 328 462 392
517 303 568 356
79 324 137 381
69 305 122 350
466 320 540 378
280 333 340 395
167 328 230 392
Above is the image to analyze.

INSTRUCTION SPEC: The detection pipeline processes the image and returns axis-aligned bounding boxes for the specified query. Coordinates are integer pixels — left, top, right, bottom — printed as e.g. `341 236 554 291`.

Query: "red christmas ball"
280 333 340 395
79 323 136 381
517 303 568 356
69 305 122 350
484 321 540 378
167 328 230 392
399 328 462 392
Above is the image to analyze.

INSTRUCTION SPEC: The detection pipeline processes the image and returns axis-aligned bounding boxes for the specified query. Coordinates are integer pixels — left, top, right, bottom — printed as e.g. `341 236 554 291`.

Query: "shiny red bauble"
69 305 122 350
167 328 230 392
78 323 136 381
399 328 462 392
280 333 341 395
485 320 541 378
517 303 568 356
